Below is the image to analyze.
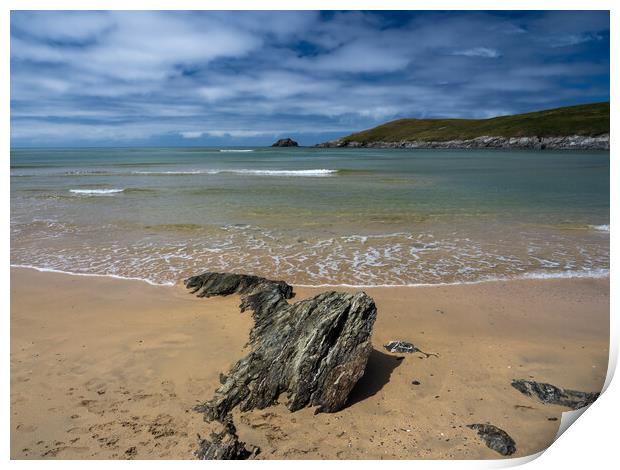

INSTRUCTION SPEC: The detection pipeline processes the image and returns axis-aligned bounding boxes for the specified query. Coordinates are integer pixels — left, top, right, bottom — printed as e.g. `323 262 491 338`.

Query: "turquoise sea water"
10 147 609 286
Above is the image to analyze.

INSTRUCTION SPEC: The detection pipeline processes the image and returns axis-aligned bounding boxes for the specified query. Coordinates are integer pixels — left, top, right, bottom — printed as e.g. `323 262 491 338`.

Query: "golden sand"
10 267 608 459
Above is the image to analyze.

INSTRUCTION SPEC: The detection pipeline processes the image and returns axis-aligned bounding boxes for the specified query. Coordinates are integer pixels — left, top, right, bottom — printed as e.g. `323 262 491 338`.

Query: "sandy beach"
10 267 609 460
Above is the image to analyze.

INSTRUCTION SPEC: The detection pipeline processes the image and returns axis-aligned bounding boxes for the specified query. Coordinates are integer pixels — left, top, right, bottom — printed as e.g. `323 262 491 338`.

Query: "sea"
10 147 610 287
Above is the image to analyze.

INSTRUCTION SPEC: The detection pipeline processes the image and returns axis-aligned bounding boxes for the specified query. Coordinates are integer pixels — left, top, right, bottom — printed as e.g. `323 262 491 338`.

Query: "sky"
10 10 610 147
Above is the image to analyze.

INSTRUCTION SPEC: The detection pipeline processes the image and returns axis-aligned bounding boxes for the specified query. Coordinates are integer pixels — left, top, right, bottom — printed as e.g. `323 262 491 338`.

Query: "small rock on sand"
511 379 599 410
467 423 516 456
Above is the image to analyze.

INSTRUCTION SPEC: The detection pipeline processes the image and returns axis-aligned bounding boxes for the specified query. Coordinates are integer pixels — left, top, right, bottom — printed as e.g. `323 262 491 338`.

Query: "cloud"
551 32 605 48
180 130 276 138
11 11 113 42
180 131 204 138
291 41 412 73
10 11 610 146
452 47 501 58
198 71 340 103
12 11 261 81
203 130 277 137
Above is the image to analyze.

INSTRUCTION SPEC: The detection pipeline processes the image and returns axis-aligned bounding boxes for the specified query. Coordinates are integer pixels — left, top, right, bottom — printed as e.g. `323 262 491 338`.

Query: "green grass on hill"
342 102 609 143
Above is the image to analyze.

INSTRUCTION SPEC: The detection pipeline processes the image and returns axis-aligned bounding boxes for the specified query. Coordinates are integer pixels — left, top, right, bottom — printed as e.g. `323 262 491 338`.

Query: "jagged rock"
187 271 377 422
511 379 599 410
185 272 293 301
195 420 258 460
467 424 516 456
384 340 438 358
271 138 299 147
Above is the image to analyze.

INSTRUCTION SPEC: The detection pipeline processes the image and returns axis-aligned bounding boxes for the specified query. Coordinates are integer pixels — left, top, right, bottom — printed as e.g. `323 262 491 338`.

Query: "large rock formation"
271 138 299 147
467 424 516 456
511 379 599 410
185 272 377 424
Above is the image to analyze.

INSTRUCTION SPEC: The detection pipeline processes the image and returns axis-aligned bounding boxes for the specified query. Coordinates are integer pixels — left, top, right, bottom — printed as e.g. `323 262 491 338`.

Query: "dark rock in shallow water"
384 340 438 358
511 379 599 410
195 420 258 460
271 138 299 147
187 271 377 422
467 424 516 456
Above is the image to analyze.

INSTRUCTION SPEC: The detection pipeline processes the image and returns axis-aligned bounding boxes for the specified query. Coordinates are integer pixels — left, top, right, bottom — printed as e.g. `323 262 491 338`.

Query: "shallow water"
10 147 609 286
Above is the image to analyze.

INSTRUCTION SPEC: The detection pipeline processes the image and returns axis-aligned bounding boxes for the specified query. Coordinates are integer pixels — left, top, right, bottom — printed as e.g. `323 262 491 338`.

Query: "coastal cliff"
316 102 609 150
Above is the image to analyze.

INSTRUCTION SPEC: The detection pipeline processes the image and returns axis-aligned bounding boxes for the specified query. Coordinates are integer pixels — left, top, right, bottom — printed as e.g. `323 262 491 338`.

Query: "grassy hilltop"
340 102 609 144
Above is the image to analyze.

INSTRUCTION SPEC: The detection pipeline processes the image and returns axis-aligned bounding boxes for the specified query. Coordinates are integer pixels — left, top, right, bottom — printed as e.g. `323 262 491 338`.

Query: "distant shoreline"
315 134 610 150
316 102 609 150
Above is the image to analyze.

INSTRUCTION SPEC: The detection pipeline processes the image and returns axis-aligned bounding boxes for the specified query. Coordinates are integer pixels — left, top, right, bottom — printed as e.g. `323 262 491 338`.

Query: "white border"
3 1 615 468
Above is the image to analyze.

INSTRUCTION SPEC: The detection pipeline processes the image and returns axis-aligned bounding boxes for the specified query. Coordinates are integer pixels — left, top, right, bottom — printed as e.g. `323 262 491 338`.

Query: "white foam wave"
132 170 210 175
520 268 610 280
226 169 337 176
10 264 175 287
12 263 608 291
12 223 609 289
132 169 337 177
219 149 254 152
65 170 110 176
589 224 610 232
295 268 610 288
70 188 124 195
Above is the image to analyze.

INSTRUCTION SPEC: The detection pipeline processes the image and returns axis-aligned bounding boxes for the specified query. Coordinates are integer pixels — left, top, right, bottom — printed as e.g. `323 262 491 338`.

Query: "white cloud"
12 11 262 82
180 131 204 138
452 47 501 58
551 33 604 48
11 11 114 41
198 71 340 104
203 130 275 137
300 41 411 73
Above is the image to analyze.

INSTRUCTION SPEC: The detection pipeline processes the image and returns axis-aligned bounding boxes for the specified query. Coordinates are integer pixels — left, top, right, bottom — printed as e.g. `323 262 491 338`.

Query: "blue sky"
10 10 610 147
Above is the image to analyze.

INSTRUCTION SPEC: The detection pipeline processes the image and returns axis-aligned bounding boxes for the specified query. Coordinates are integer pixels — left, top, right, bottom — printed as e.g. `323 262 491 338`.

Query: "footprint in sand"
15 423 37 432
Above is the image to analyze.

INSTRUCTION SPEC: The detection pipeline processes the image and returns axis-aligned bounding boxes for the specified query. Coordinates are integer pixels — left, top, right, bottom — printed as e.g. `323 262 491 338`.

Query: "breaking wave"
132 169 338 177
589 224 610 232
70 188 124 195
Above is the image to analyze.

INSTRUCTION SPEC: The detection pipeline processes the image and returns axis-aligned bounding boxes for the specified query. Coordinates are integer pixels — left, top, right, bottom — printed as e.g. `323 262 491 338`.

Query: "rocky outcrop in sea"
316 134 609 150
272 138 299 147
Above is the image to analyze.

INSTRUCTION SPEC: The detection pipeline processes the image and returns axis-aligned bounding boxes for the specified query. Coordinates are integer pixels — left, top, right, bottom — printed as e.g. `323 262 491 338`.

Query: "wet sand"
10 267 609 459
